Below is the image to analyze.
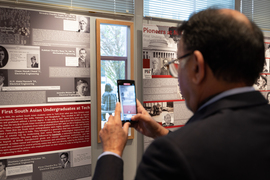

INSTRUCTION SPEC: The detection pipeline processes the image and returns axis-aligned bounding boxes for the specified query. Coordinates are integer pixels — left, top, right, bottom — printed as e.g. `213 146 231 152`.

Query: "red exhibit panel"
143 59 150 68
0 104 91 157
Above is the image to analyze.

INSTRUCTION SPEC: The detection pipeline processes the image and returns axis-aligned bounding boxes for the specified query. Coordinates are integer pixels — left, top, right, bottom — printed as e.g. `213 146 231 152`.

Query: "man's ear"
191 50 205 84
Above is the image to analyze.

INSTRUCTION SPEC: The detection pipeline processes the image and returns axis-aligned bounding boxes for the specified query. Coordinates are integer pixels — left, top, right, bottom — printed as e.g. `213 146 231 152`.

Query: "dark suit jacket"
93 155 123 180
93 91 270 180
31 62 38 68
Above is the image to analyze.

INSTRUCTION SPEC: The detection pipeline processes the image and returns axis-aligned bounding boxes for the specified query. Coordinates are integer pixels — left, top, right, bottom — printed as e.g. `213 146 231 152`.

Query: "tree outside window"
100 24 128 122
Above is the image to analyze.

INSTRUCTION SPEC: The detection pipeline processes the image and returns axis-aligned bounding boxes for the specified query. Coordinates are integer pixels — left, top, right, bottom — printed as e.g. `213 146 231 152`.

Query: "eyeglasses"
163 52 193 77
164 52 193 66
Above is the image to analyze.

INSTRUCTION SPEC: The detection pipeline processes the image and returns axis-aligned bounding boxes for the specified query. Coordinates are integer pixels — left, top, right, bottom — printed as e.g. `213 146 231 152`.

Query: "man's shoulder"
140 92 270 180
165 91 270 140
192 91 268 119
159 92 270 145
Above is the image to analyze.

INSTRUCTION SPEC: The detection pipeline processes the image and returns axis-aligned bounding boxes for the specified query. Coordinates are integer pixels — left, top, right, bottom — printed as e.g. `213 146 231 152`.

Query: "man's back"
136 91 270 180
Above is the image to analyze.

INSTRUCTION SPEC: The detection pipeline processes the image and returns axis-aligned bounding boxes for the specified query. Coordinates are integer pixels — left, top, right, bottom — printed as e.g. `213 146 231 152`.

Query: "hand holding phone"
117 80 137 124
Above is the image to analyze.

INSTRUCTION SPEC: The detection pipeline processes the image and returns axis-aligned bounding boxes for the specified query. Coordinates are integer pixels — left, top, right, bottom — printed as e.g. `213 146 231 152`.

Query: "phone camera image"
117 80 137 123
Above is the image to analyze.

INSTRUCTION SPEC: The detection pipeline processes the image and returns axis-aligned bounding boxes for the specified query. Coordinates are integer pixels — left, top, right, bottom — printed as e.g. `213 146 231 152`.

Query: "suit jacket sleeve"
93 155 124 180
135 135 195 180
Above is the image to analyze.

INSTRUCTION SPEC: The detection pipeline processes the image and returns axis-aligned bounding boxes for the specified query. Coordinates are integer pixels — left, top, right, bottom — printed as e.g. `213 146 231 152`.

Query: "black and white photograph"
0 159 7 180
0 8 31 45
254 74 267 90
0 46 9 68
78 16 90 33
60 152 71 168
75 78 90 97
27 54 39 68
144 101 174 126
77 47 90 68
162 113 174 127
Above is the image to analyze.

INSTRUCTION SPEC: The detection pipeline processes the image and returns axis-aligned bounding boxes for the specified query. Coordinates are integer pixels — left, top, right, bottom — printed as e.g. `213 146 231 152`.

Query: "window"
100 24 128 89
144 0 235 21
100 24 129 123
11 0 135 15
241 0 270 30
96 19 134 142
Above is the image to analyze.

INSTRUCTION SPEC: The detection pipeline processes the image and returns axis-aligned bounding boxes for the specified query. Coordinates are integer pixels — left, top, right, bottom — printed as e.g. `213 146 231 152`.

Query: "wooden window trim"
96 19 134 143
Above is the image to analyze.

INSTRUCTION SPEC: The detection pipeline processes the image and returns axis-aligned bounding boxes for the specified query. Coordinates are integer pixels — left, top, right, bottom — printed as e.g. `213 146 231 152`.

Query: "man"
151 58 160 75
78 48 89 67
160 59 170 75
78 16 89 33
30 56 38 68
76 79 89 96
0 160 6 180
60 152 70 168
162 113 174 127
93 8 270 180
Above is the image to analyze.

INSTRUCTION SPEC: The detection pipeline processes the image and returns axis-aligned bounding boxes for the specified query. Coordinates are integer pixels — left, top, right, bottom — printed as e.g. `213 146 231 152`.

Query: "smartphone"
117 80 137 124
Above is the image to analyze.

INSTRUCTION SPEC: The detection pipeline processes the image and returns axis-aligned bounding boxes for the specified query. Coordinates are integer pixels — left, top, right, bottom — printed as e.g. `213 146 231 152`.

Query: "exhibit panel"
259 40 270 102
142 24 192 127
142 24 192 150
0 7 91 180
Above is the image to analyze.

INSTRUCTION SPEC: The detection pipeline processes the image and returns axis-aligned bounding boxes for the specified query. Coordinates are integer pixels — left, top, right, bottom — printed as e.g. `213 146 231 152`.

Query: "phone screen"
118 81 137 122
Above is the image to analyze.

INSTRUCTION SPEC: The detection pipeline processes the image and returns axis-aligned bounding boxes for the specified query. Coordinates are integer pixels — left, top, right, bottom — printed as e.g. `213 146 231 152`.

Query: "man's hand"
131 99 169 139
99 102 130 157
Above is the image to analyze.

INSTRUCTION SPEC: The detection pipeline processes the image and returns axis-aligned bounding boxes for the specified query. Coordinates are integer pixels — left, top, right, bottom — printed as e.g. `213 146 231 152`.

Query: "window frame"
96 19 134 143
101 56 128 79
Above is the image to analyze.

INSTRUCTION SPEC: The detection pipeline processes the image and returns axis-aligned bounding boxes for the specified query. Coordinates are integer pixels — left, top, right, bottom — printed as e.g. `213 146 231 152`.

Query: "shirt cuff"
98 151 122 160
